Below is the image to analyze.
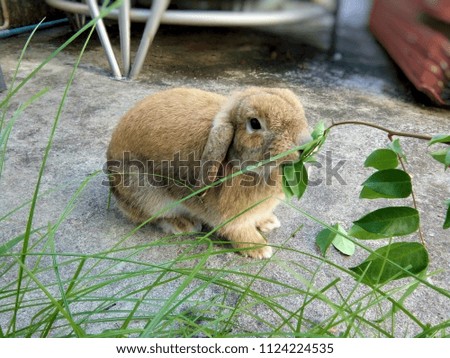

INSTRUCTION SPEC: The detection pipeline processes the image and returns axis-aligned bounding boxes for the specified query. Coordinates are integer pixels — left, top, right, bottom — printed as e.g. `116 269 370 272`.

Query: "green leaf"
303 156 317 164
311 121 325 140
360 169 412 199
430 149 448 165
388 139 406 161
353 206 419 237
315 227 336 256
282 174 294 198
331 224 355 256
428 134 450 146
360 186 386 199
297 122 327 162
348 224 385 240
299 137 324 161
431 148 450 169
444 200 450 230
282 161 308 200
364 149 398 170
350 242 428 285
316 224 355 256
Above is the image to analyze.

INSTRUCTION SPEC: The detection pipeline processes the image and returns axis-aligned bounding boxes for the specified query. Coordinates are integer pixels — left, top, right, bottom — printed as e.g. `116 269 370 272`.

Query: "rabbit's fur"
106 87 311 259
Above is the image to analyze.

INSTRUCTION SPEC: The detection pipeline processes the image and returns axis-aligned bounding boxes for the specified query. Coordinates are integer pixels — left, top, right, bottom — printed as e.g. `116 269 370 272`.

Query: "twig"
328 120 433 141
398 155 426 247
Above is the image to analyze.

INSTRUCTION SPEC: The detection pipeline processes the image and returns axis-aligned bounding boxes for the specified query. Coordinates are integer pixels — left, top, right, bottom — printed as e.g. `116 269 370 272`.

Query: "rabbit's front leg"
219 223 273 259
256 214 281 233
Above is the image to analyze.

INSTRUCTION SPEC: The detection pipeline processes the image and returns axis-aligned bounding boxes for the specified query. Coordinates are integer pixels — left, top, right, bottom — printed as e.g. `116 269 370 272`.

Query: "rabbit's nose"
298 132 313 147
297 132 313 155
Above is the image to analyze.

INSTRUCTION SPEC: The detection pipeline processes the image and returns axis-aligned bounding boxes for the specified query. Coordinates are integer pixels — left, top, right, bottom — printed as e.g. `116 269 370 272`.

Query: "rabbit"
106 87 311 259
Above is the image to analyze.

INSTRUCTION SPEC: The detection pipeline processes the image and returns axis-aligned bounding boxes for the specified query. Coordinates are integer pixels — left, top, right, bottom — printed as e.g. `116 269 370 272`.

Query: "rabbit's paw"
225 226 273 259
242 245 273 259
158 217 202 234
257 215 281 233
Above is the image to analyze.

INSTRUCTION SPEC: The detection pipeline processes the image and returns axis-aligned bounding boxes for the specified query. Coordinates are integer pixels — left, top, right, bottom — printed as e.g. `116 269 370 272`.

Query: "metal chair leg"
328 0 340 58
118 0 131 75
0 0 10 30
128 0 170 79
86 0 122 79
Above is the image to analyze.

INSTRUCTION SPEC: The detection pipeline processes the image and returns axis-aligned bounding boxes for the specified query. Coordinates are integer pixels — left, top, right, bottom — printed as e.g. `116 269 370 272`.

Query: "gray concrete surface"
0 1 449 336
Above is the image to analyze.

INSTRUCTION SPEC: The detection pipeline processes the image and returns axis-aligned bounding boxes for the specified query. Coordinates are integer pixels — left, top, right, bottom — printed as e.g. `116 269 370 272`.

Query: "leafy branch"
283 120 450 287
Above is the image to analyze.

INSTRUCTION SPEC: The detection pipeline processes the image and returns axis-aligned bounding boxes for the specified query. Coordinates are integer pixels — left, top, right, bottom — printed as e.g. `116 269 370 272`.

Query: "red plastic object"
370 0 450 105
422 0 450 23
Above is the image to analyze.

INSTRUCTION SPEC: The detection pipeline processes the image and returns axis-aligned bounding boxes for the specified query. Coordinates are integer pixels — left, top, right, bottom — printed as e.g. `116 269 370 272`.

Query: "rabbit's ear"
196 108 234 187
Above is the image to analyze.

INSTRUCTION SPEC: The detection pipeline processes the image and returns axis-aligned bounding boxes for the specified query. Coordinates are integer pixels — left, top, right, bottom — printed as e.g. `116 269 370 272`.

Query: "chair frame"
45 0 338 79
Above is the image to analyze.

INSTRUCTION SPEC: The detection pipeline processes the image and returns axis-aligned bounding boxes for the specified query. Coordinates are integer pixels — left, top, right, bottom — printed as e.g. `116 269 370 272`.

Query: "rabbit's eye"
249 118 262 130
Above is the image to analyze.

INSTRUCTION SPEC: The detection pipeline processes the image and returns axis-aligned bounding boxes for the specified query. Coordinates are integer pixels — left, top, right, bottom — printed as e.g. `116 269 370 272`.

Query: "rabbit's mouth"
273 150 301 165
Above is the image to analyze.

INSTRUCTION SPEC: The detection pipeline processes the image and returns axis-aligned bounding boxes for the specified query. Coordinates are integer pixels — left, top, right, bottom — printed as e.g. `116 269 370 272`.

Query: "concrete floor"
0 0 449 336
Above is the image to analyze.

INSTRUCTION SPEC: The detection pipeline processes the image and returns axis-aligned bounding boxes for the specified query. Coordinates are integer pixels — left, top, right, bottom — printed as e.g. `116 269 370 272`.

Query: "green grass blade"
0 87 49 179
11 256 85 337
0 227 45 255
139 239 213 337
0 18 45 125
40 258 86 338
11 20 98 335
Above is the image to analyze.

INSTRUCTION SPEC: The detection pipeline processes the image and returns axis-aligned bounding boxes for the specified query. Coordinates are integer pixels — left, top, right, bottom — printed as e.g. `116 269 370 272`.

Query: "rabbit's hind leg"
114 191 202 234
157 217 202 234
113 191 151 224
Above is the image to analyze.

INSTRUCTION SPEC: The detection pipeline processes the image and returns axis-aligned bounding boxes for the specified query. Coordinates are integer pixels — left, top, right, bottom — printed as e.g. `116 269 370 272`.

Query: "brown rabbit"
106 87 311 259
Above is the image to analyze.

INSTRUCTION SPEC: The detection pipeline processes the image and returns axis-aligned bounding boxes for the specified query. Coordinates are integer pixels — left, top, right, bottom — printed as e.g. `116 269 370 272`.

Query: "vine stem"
398 155 426 247
327 120 433 141
327 120 427 247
